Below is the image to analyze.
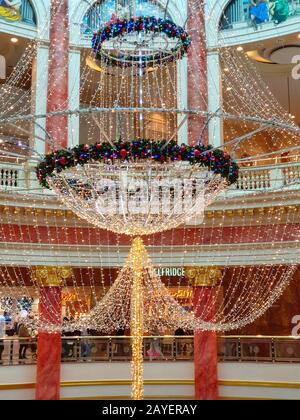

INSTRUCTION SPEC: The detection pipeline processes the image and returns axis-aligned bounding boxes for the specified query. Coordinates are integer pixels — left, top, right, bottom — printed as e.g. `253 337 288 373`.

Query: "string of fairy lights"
0 0 299 347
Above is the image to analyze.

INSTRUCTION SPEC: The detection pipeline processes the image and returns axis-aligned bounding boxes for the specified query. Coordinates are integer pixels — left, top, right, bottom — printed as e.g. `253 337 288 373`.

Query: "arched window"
82 0 167 35
219 0 249 30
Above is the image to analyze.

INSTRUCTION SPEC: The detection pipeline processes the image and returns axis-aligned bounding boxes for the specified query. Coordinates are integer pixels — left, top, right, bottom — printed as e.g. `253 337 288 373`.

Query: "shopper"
269 0 289 24
0 312 6 363
147 327 164 361
18 322 31 361
249 0 269 29
81 328 92 361
4 312 14 337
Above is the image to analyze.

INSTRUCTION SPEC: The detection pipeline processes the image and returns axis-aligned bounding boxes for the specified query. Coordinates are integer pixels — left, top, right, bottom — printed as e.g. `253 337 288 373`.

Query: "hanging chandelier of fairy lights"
36 136 238 399
1 0 299 402
37 140 238 236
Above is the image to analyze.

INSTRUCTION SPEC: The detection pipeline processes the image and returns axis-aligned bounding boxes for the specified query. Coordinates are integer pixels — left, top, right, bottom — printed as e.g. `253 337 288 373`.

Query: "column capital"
32 266 72 287
185 267 223 287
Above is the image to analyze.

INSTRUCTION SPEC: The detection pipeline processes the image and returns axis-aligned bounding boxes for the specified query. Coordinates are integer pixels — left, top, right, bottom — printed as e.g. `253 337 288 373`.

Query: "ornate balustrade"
233 162 300 193
0 335 299 366
0 161 299 196
0 162 25 190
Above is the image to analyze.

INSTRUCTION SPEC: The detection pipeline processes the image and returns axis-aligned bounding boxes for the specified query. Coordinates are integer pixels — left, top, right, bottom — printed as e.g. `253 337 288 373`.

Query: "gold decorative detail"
31 266 72 287
185 267 223 287
1 379 300 393
0 204 299 221
218 380 300 390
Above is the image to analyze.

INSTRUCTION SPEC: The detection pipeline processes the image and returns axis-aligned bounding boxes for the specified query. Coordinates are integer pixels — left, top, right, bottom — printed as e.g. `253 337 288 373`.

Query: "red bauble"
60 157 67 166
120 149 127 159
177 155 182 161
194 150 200 158
96 143 102 150
84 145 89 152
180 146 186 152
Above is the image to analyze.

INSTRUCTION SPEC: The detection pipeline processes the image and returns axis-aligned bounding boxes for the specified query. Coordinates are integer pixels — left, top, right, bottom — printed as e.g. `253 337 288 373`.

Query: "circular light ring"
91 16 192 68
36 139 239 189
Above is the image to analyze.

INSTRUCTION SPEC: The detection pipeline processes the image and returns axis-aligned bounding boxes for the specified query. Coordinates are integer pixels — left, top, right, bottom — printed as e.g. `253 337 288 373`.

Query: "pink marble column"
33 266 71 400
187 0 208 146
193 287 218 400
186 267 222 400
36 287 62 400
34 0 69 401
46 0 69 151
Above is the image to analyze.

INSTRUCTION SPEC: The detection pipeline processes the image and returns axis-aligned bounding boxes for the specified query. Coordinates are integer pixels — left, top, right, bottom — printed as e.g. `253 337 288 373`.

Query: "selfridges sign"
155 267 185 277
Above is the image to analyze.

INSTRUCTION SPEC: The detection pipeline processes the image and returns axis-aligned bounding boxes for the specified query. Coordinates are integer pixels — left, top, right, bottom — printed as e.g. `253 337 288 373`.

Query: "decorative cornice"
0 204 298 223
185 267 223 287
0 242 298 268
31 266 72 287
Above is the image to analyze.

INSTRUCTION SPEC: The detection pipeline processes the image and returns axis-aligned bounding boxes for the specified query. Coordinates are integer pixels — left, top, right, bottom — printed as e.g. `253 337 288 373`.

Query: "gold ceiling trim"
0 205 298 220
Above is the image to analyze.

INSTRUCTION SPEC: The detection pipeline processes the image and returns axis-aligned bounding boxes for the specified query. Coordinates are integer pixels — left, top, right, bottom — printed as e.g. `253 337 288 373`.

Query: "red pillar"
186 267 222 400
188 0 208 146
34 267 71 400
193 287 218 400
35 1 69 400
46 0 69 151
36 287 62 400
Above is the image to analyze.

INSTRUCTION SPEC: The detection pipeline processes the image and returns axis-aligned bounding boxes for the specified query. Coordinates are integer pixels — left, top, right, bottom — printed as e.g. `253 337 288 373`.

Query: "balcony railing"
220 0 300 31
0 336 299 366
0 162 27 191
0 161 299 196
234 162 300 192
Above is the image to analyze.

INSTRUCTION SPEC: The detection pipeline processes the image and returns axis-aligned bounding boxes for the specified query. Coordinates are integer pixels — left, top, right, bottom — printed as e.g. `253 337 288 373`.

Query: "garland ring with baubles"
91 16 192 68
36 140 239 189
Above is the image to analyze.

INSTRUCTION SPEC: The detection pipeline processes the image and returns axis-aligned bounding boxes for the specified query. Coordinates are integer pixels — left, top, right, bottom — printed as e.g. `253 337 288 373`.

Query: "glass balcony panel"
240 338 273 361
111 338 132 361
218 338 239 361
274 338 300 362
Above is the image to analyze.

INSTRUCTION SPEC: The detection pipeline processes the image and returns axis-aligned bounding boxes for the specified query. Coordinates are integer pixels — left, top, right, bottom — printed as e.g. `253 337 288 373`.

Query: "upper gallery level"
0 1 300 47
1 0 300 207
216 0 300 46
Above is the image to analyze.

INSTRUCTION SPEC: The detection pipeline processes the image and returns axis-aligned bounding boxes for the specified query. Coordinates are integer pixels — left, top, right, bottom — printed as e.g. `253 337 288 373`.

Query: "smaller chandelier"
91 16 192 68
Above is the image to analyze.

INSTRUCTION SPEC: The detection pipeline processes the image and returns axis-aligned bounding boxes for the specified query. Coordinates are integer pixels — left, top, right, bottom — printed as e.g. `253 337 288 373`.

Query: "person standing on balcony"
249 0 269 29
4 311 14 337
18 322 31 361
0 312 6 364
269 0 290 24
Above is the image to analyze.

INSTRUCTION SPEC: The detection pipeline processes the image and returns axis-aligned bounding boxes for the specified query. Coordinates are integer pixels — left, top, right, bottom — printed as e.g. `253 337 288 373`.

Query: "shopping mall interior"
0 0 300 401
